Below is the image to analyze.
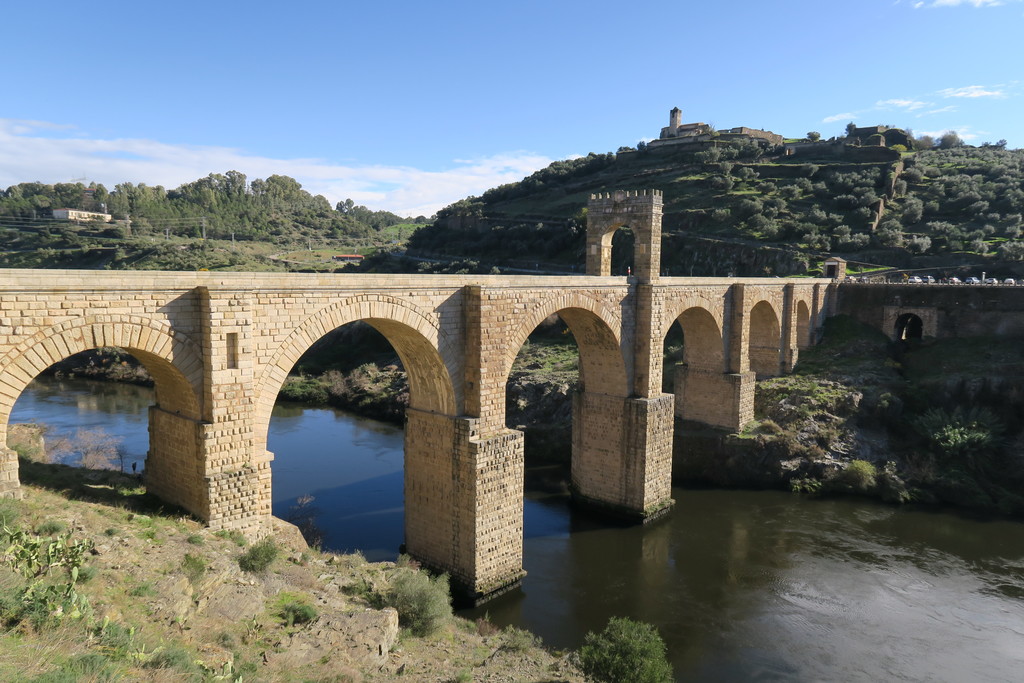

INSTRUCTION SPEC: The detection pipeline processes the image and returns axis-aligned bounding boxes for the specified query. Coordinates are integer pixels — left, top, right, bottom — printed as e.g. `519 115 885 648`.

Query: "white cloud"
938 85 1005 98
876 98 930 111
823 112 856 123
919 105 956 116
915 126 980 140
917 0 1015 7
0 119 553 217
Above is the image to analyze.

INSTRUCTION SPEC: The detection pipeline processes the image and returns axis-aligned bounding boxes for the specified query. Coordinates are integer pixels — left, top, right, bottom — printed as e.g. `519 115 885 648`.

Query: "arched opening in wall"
503 305 627 543
894 313 923 341
661 307 724 425
796 300 812 348
610 226 635 276
749 301 782 378
263 319 454 560
4 343 201 511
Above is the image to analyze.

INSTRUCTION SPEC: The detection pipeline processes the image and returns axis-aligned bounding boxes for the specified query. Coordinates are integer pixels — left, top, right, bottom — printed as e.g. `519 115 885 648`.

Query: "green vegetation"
385 568 452 636
408 142 1024 279
577 616 673 683
237 537 279 573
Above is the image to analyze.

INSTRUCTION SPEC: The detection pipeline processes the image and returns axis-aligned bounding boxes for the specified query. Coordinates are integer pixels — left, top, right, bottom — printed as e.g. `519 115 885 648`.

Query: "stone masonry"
0 194 832 603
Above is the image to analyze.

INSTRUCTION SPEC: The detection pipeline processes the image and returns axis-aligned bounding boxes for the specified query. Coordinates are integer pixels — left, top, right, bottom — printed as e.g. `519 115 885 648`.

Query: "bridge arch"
749 300 783 378
253 295 458 451
0 316 203 430
895 312 923 341
796 299 812 348
0 317 204 510
503 292 626 398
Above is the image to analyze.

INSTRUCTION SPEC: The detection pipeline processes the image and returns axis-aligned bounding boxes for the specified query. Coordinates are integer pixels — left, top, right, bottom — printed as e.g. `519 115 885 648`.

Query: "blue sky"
2 0 1021 216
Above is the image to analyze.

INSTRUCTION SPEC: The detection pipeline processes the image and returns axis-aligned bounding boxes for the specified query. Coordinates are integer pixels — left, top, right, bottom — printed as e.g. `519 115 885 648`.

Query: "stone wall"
0 268 832 602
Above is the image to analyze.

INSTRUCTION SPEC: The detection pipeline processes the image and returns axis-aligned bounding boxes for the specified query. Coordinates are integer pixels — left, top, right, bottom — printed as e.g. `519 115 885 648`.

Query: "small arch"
749 300 782 378
895 313 923 341
796 300 812 348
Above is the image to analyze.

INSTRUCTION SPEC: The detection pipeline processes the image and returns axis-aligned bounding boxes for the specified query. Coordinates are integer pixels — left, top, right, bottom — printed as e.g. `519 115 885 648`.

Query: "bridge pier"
674 367 755 432
404 408 526 603
571 392 674 520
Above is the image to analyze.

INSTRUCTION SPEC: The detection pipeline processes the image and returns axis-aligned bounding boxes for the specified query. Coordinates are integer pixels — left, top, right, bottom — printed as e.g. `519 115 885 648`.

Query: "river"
10 377 1024 682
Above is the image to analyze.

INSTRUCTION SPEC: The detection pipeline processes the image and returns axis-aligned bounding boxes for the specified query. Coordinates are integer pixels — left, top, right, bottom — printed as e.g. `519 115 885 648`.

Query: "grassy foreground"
0 457 582 682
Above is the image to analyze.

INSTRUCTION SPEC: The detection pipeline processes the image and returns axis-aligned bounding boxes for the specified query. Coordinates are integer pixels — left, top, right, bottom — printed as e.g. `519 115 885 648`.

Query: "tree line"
0 172 424 242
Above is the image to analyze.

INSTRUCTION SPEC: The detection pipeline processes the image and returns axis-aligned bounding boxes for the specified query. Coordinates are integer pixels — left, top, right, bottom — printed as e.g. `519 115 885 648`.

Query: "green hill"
408 140 1024 278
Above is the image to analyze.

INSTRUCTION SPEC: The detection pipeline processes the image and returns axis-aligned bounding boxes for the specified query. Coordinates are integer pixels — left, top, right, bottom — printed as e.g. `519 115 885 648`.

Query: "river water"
11 377 1024 682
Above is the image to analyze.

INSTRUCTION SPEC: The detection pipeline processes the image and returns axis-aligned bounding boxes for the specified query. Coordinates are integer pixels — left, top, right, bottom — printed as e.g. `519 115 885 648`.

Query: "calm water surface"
12 377 1024 682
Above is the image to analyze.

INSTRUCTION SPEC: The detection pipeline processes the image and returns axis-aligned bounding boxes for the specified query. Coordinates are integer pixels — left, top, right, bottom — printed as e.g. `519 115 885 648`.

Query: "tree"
914 134 935 151
578 617 673 683
807 131 821 142
938 131 963 149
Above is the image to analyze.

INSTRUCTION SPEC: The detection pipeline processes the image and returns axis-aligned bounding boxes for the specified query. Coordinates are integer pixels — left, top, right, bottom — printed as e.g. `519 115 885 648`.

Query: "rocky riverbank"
0 443 584 682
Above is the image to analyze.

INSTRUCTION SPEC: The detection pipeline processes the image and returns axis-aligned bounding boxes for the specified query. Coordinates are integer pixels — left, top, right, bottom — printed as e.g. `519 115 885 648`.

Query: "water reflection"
10 377 1024 682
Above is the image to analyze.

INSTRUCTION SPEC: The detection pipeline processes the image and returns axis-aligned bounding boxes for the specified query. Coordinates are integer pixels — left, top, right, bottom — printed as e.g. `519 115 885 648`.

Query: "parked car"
964 277 981 284
924 275 936 283
984 277 999 285
908 275 923 283
948 277 962 284
1004 278 1016 285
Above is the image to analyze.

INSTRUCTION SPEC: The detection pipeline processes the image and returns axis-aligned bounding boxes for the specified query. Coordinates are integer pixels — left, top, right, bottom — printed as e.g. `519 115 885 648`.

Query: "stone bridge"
0 190 834 602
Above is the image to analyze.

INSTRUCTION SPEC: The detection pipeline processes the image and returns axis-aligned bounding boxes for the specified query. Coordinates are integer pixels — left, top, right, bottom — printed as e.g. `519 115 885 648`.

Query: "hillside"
0 451 581 682
409 141 1024 279
0 174 427 272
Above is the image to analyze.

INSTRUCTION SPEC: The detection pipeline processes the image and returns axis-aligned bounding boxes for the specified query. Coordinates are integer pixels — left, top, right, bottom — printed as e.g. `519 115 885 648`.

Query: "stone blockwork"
0 265 831 602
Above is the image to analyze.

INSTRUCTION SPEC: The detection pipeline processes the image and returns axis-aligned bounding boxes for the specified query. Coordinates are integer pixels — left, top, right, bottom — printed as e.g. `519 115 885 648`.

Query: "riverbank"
0 450 583 682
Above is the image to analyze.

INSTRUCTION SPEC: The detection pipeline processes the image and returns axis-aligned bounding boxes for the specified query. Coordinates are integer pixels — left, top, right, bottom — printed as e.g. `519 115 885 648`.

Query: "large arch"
673 306 725 373
503 292 626 398
0 316 203 430
0 317 204 506
253 295 458 452
749 300 782 378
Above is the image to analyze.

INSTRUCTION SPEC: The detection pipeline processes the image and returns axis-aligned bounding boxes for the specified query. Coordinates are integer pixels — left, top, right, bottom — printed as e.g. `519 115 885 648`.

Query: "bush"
0 499 20 528
835 460 877 493
238 537 278 573
577 617 673 683
501 625 541 652
182 553 206 586
385 569 452 636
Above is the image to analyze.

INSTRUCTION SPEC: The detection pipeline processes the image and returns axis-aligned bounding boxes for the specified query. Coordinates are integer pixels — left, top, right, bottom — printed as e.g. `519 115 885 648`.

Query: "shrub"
276 592 318 627
144 646 197 672
385 569 452 636
501 625 541 652
182 553 207 586
577 617 673 683
238 537 278 573
36 520 66 536
836 460 877 493
0 499 19 528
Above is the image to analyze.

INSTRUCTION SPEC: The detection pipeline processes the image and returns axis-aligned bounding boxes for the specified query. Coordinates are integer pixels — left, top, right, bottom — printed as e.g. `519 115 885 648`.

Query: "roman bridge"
0 190 835 601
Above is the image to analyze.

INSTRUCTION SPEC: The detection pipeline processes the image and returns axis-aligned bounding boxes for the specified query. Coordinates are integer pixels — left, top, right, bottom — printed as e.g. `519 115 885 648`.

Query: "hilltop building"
647 107 784 150
52 208 112 222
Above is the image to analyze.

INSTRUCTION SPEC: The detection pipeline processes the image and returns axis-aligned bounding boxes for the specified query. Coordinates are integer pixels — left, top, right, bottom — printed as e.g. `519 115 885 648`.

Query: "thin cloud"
0 119 552 217
919 105 956 116
938 85 1005 98
877 98 930 111
823 112 856 123
915 0 1016 7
